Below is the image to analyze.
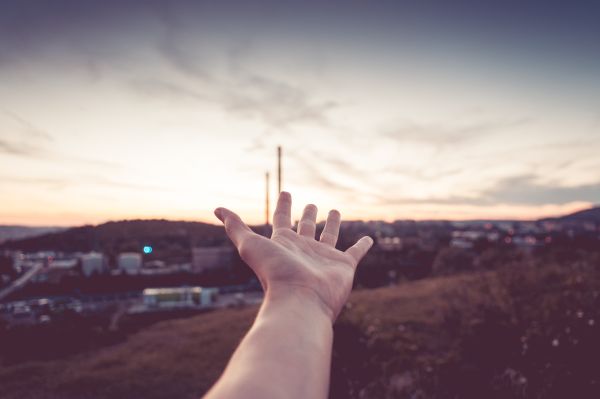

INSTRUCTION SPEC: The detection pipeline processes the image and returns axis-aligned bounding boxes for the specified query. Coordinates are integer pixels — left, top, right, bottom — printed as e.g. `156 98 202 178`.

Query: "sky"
1 0 599 226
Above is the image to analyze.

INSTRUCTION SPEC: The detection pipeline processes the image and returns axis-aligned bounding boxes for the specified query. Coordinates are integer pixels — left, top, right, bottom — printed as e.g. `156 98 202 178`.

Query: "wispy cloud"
129 78 210 103
480 174 600 206
142 23 338 132
0 173 170 192
382 117 531 151
292 155 357 195
0 175 71 190
377 174 600 207
130 71 337 133
0 131 122 170
1 110 53 141
0 110 54 158
222 73 337 130
0 138 45 157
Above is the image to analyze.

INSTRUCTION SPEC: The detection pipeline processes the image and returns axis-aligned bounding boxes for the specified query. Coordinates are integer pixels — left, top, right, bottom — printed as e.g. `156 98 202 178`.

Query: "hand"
214 191 373 322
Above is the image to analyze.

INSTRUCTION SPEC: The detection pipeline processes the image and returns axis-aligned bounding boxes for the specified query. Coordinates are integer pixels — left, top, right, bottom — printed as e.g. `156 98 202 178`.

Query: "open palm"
215 192 373 320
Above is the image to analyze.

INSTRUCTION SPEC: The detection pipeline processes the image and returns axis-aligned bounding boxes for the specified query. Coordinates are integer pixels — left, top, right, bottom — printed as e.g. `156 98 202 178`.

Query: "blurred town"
1 206 598 331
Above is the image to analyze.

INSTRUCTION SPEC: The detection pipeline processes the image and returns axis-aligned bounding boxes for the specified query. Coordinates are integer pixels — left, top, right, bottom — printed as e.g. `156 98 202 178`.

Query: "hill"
0 219 232 254
1 261 598 399
3 204 600 254
0 226 65 244
555 205 600 222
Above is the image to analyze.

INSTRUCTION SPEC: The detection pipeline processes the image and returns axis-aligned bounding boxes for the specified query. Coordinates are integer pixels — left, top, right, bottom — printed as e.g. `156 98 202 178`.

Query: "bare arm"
204 192 373 399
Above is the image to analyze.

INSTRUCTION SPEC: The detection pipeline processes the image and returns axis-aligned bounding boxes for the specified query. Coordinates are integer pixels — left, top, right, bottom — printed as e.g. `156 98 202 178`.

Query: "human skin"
204 191 373 399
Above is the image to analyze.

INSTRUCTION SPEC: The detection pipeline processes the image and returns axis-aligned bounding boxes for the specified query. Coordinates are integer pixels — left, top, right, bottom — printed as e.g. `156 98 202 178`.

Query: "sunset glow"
1 1 599 226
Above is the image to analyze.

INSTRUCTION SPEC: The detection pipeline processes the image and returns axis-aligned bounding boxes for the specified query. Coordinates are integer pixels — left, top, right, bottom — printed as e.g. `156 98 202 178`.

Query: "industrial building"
142 286 218 308
117 253 142 275
191 246 233 273
80 252 105 277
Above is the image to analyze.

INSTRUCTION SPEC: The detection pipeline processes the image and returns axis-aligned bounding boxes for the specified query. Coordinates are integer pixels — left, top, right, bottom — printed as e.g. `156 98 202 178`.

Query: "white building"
142 287 218 308
191 246 233 273
49 259 79 269
377 236 403 251
117 253 142 275
80 252 105 277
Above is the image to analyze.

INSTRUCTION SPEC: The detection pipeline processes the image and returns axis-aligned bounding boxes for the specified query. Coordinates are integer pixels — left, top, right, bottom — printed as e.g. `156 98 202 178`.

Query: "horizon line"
2 203 596 229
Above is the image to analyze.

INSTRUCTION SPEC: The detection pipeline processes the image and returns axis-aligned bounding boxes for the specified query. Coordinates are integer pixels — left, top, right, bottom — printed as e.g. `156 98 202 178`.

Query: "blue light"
143 245 153 254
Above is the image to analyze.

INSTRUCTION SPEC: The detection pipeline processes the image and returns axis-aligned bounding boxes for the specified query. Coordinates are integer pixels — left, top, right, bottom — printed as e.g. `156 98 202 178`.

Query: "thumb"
345 236 374 266
214 207 254 248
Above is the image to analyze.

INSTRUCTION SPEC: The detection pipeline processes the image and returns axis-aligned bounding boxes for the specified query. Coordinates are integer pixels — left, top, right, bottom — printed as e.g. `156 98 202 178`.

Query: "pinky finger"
346 236 374 265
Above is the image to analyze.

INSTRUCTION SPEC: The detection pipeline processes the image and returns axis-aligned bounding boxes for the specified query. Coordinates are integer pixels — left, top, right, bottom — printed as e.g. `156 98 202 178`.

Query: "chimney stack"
265 172 270 225
277 146 282 193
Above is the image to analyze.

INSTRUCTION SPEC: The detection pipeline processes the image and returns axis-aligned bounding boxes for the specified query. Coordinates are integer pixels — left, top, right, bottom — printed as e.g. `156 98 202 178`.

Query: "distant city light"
143 246 153 254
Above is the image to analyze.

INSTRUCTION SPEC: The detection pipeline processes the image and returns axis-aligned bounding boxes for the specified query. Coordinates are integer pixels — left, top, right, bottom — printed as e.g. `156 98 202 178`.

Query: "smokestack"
265 172 270 225
277 146 282 193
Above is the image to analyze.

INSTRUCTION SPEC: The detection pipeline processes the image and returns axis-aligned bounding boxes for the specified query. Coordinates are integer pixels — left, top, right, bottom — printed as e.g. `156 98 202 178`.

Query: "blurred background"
0 1 599 398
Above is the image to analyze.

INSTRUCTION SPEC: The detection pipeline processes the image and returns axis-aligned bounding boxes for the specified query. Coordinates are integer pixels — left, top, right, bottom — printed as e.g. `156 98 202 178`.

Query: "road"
0 263 43 301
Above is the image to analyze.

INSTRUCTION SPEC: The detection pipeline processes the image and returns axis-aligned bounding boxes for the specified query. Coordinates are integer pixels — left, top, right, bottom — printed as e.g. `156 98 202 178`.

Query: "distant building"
450 238 474 249
144 260 166 269
80 252 105 277
117 253 142 275
33 259 79 284
377 236 403 251
142 287 218 308
48 259 79 269
191 246 233 273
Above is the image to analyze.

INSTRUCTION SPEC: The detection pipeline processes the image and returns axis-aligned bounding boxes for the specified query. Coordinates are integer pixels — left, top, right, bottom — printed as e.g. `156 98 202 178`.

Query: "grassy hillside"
1 262 599 399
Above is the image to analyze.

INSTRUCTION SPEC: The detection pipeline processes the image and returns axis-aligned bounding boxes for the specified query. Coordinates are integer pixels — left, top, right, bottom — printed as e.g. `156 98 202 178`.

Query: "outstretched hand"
214 191 373 322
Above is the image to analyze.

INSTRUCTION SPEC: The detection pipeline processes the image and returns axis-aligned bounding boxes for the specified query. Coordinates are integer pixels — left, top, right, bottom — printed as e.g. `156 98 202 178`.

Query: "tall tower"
265 172 270 225
277 146 282 193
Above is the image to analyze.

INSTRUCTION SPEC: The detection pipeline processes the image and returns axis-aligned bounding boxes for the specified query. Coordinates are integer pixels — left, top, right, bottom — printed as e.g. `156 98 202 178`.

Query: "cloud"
0 110 55 158
377 174 600 207
480 174 600 206
0 174 169 192
376 194 484 207
0 138 44 157
291 155 357 194
147 22 338 131
0 133 122 170
1 110 53 141
155 24 215 82
129 78 210 103
220 73 337 130
382 117 531 151
0 176 71 190
130 72 337 132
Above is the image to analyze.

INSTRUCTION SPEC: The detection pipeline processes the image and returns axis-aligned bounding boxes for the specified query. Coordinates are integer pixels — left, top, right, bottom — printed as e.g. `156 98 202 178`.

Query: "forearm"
204 287 334 399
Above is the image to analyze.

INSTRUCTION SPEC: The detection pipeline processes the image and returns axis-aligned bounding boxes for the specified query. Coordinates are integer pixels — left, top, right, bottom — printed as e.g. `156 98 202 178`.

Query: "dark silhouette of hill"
552 205 600 222
0 225 65 244
2 205 599 253
0 219 231 253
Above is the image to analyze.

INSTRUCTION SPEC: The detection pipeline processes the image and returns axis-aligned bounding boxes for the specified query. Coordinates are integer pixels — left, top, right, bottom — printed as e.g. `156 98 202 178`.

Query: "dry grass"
1 265 598 399
0 307 255 399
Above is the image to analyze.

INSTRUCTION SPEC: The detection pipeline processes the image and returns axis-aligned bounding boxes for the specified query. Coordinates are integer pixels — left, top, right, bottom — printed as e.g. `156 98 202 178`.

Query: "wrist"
264 284 335 325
